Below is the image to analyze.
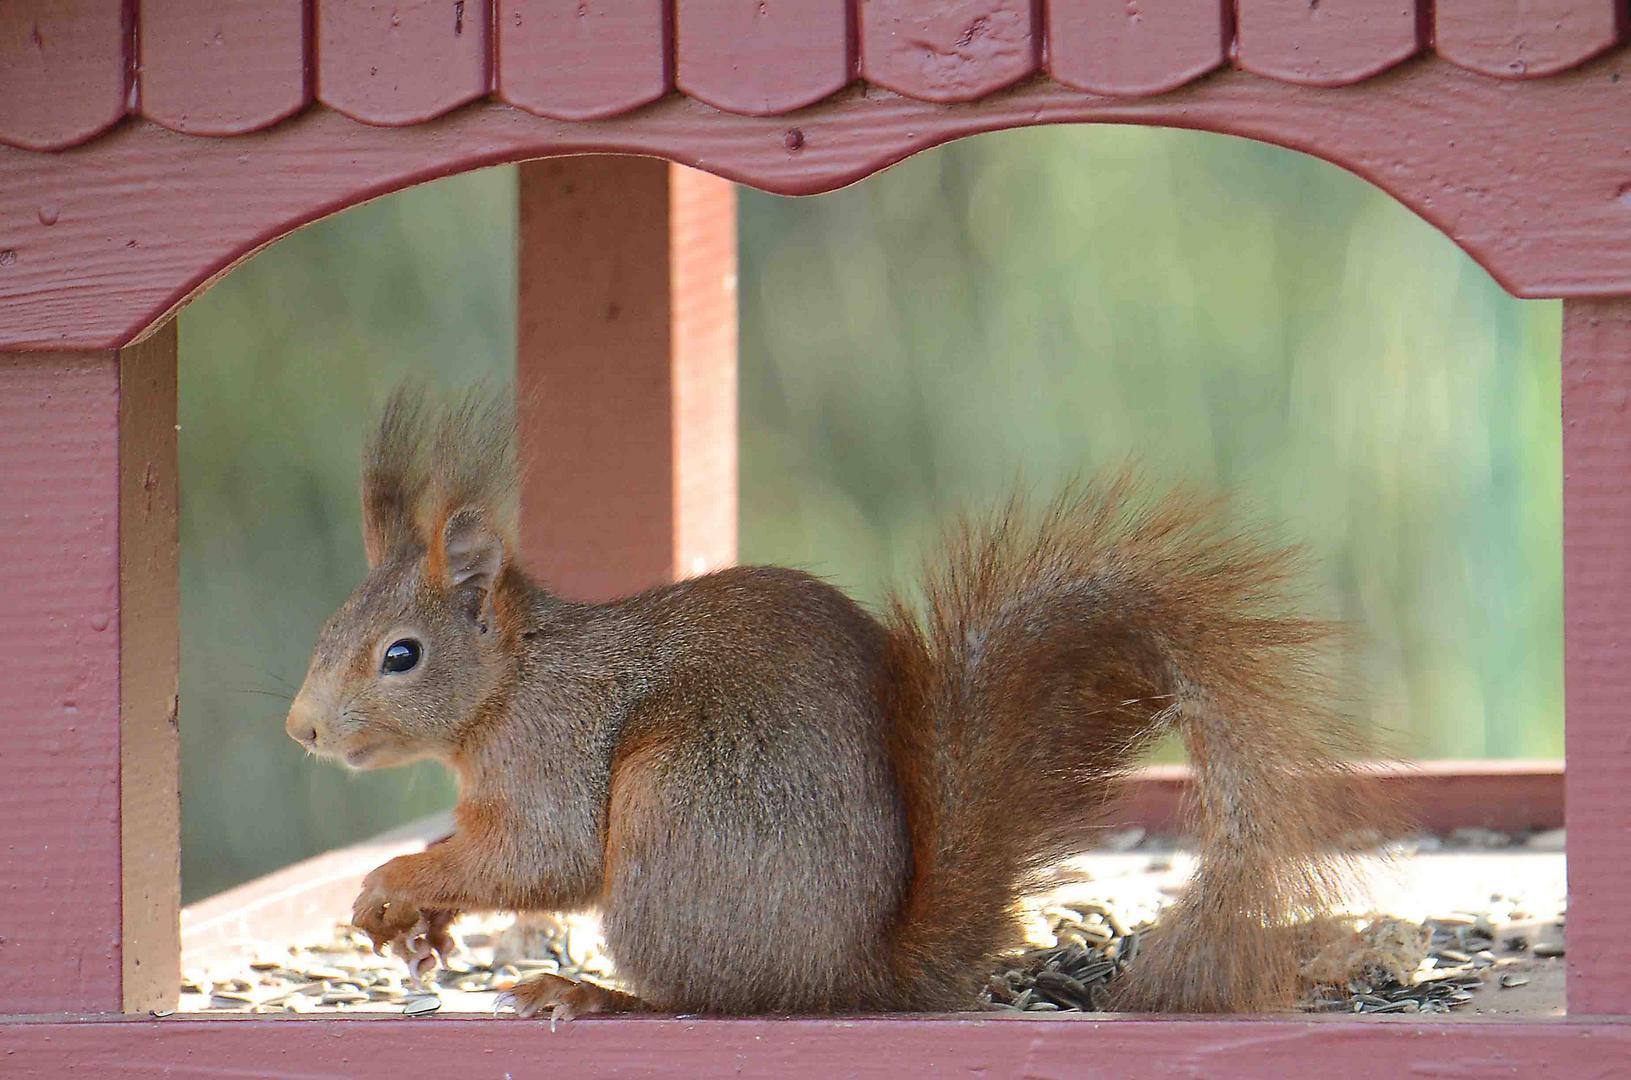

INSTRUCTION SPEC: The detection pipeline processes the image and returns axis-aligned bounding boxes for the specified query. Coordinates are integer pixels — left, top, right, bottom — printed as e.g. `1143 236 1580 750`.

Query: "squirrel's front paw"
351 858 451 948
388 909 458 988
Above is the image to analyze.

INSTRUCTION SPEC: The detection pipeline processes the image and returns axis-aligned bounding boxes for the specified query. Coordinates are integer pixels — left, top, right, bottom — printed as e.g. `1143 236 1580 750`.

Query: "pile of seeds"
984 902 1133 1012
984 904 1561 1016
180 911 615 1016
181 828 1565 1018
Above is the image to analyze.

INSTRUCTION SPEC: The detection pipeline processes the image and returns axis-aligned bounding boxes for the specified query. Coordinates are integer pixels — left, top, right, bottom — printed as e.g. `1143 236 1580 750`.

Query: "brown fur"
289 391 1397 1017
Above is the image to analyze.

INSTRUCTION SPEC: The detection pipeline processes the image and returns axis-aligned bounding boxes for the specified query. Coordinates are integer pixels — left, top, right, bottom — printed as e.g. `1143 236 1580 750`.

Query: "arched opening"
173 124 1564 1019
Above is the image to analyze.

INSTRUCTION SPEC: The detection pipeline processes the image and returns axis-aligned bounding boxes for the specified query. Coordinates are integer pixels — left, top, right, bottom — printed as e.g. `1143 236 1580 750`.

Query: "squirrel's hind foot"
500 973 644 1025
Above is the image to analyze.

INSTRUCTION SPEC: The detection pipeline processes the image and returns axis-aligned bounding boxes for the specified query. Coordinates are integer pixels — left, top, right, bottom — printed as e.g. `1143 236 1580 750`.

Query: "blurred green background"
178 127 1562 903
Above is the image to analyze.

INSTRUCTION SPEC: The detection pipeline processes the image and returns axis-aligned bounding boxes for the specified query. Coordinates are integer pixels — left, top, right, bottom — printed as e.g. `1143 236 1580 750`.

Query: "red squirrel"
285 389 1387 1019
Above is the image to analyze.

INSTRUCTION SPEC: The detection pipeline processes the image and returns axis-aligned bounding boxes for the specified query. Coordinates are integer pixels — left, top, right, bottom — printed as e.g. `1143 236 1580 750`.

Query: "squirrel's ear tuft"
416 386 518 619
362 385 432 566
439 508 506 623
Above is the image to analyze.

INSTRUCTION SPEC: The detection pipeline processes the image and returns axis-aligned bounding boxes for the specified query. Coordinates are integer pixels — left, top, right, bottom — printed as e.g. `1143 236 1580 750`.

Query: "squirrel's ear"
439 508 505 624
362 387 430 567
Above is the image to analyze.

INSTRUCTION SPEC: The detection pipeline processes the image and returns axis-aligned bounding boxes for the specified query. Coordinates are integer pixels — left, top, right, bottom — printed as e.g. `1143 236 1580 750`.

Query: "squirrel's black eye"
381 639 422 675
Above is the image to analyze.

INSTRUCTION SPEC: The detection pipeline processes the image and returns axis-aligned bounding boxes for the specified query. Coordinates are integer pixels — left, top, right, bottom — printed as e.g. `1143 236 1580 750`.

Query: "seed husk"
404 995 443 1017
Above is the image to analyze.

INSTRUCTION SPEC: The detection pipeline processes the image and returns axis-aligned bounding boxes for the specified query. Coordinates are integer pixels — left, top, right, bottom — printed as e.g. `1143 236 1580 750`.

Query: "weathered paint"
859 0 1040 102
1563 297 1631 1017
1235 0 1425 86
5 1015 1631 1077
1437 0 1625 79
6 52 1631 352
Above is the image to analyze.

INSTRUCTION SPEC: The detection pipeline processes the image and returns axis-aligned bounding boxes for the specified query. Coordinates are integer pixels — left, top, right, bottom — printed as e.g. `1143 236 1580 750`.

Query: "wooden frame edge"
118 320 181 1012
2 1012 1624 1077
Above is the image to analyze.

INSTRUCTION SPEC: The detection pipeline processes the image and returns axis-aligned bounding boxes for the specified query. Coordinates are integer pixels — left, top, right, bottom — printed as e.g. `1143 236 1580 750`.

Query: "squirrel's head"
286 388 521 769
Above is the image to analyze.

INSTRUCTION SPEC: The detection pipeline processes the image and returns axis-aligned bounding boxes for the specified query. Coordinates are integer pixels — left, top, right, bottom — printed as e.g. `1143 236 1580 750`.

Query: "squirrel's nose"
286 693 322 750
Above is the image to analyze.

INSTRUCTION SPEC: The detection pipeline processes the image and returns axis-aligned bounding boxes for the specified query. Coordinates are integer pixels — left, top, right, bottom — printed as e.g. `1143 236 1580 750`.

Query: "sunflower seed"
404 995 443 1017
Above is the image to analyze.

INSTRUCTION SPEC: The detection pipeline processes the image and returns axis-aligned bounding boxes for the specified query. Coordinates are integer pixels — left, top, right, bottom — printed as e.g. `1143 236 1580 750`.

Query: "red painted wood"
676 1 853 116
1121 761 1563 836
4 54 1631 352
0 0 129 152
859 0 1039 103
7 1015 1631 1075
515 159 736 601
0 352 123 1012
1047 0 1228 97
1436 0 1625 79
495 0 670 121
1563 297 1631 1017
317 0 491 125
1236 0 1425 87
138 0 310 136
668 165 739 580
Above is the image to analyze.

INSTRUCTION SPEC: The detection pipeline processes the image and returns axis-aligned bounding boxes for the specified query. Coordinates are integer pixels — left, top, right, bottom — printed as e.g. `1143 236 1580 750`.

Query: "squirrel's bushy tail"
878 476 1383 1012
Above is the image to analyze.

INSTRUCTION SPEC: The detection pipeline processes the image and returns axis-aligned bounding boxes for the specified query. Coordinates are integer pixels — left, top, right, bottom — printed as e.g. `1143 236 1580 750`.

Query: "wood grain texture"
1562 297 1631 1017
859 0 1039 102
496 0 670 121
7 1015 1631 1074
138 0 311 135
0 351 123 1013
515 158 736 601
1436 0 1624 79
117 323 180 1014
668 166 738 579
1047 0 1229 97
1236 0 1425 86
676 0 853 115
317 0 491 125
0 0 129 151
4 54 1631 353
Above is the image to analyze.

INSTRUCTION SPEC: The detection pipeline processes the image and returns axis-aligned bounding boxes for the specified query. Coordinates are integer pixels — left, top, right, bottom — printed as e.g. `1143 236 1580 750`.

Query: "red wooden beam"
1121 760 1563 836
6 53 1631 352
515 157 737 602
4 1014 1629 1077
0 325 179 1014
1562 297 1631 1018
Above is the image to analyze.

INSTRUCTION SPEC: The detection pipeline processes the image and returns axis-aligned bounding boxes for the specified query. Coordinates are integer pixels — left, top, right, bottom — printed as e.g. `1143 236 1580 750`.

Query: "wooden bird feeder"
1 1 1626 1073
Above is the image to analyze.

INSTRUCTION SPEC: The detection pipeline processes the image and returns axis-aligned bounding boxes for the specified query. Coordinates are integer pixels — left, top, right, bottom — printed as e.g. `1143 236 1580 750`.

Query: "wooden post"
1562 297 1631 1017
0 323 179 1013
515 157 737 600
